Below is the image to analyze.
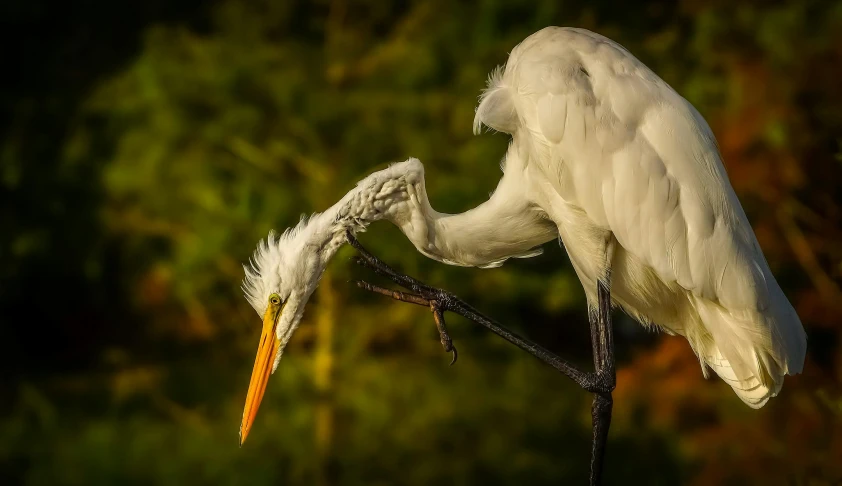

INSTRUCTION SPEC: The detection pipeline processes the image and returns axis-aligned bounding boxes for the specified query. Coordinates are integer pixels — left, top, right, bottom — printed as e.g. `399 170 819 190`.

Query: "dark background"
2 0 841 484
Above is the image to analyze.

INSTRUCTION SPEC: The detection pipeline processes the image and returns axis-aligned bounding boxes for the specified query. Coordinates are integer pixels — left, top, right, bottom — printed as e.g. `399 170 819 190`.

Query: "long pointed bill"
239 304 282 446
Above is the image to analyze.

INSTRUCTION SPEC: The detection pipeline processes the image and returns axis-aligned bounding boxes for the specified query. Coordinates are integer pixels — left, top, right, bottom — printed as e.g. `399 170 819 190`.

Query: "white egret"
237 27 807 483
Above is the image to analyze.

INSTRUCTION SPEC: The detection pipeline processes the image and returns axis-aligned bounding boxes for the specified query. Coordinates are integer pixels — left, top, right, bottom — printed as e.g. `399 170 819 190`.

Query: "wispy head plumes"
241 211 339 314
242 230 284 314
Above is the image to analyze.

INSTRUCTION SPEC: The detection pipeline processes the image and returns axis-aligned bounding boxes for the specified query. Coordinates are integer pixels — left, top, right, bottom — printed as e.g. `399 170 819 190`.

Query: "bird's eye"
269 294 281 306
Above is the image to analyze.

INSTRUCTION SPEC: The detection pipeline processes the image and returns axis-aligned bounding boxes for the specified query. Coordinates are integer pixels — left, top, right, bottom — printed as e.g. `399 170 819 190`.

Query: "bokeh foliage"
2 0 841 484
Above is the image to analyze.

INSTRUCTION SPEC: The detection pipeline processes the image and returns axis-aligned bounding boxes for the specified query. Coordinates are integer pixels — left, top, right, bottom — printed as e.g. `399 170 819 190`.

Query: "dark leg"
349 236 597 389
590 393 613 485
347 232 616 484
589 281 615 486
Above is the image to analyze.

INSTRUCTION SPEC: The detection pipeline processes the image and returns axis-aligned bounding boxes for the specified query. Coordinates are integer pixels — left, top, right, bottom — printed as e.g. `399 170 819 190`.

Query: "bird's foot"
347 231 615 486
354 280 458 365
347 232 458 365
429 299 458 365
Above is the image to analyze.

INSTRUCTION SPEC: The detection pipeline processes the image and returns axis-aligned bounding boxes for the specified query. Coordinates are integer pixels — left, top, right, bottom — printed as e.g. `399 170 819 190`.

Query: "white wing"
476 27 806 407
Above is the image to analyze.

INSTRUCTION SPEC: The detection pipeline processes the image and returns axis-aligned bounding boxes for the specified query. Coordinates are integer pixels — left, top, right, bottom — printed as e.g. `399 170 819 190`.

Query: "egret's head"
238 217 339 445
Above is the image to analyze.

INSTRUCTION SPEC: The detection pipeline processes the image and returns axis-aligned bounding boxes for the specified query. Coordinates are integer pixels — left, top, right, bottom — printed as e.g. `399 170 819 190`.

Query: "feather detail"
500 26 806 407
474 65 518 134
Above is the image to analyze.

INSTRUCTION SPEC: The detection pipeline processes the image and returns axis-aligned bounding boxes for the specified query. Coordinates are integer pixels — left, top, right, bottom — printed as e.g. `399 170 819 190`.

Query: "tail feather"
692 293 805 408
704 346 783 409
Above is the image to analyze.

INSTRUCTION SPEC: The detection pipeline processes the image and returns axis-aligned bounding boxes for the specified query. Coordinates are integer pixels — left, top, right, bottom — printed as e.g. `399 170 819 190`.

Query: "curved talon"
348 234 462 367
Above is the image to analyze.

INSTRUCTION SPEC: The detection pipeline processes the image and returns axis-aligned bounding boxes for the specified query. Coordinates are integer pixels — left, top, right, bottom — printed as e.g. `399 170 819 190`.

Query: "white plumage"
241 27 806 422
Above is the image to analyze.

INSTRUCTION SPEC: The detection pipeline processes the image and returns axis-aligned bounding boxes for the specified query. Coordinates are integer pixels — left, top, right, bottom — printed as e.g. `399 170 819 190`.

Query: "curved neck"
303 157 556 269
304 158 435 262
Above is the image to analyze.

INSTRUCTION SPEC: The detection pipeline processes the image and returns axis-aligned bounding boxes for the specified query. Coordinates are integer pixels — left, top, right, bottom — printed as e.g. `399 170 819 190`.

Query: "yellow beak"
239 303 282 446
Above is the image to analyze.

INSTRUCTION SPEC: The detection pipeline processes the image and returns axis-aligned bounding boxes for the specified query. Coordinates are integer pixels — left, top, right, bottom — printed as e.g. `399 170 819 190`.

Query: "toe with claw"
355 280 458 365
429 301 457 365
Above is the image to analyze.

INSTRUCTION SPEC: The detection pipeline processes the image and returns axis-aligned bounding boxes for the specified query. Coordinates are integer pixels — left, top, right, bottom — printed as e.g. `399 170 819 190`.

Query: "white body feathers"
245 27 806 407
473 27 805 407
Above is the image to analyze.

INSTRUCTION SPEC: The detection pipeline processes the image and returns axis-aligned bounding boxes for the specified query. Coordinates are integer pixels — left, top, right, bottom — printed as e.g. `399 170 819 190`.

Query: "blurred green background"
2 0 841 484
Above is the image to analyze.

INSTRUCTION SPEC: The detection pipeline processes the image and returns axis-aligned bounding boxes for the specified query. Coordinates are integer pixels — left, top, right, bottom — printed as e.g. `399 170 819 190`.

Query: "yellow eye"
269 294 281 306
